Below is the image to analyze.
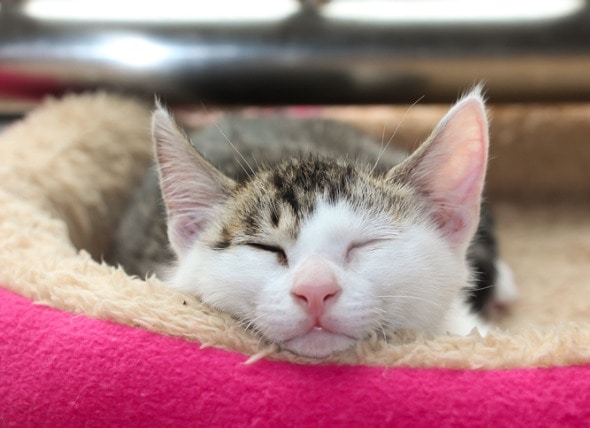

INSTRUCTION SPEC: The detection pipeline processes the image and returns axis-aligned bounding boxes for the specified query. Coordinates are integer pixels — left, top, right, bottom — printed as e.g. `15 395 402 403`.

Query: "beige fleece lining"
1 93 589 368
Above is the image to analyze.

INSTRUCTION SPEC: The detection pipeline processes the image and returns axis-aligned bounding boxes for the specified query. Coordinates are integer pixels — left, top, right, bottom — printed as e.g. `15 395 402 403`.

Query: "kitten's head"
153 90 489 358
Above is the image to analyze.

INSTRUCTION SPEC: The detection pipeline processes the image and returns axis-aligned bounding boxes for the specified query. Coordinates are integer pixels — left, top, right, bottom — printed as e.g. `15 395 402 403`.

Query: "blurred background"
1 0 590 112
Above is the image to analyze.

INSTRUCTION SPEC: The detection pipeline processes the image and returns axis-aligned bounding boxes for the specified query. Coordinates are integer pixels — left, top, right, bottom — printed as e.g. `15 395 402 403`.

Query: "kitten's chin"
282 328 356 358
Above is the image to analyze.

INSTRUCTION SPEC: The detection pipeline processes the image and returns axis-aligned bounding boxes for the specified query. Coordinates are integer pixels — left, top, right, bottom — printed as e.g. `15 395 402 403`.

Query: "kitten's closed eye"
346 238 391 264
349 238 392 252
246 243 288 266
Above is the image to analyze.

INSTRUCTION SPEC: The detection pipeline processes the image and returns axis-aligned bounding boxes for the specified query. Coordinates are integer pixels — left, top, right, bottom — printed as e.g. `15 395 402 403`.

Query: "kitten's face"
153 89 489 358
173 161 467 357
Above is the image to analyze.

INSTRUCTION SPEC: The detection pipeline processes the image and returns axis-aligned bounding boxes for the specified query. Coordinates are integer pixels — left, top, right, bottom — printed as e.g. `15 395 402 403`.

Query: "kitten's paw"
445 298 489 336
493 259 518 308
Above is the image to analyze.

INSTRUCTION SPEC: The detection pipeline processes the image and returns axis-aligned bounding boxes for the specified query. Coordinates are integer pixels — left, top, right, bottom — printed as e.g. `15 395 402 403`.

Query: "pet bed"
1 93 590 426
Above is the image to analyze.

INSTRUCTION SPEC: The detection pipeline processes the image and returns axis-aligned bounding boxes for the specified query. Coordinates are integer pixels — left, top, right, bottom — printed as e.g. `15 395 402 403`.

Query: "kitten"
111 88 515 358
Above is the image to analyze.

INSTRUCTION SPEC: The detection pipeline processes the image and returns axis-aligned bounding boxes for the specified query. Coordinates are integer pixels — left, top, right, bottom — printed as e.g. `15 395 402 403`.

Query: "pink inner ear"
152 108 231 257
167 215 210 256
434 124 487 206
432 205 471 241
418 95 489 249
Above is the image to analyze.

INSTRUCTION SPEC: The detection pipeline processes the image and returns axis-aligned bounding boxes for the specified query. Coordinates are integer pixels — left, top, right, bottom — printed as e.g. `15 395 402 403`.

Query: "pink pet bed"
3 288 590 426
2 94 590 426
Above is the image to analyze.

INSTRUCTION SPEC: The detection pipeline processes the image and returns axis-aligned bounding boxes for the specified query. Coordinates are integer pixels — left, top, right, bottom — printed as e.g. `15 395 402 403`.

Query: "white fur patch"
168 199 478 358
494 259 518 306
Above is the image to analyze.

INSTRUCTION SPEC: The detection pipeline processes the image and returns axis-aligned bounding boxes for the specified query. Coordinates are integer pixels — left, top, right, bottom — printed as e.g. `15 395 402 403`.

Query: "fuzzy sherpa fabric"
1 93 590 425
3 287 590 427
1 93 590 367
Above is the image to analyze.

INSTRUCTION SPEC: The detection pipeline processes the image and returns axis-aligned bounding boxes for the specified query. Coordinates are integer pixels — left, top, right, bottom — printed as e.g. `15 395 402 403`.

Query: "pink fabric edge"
1 286 589 427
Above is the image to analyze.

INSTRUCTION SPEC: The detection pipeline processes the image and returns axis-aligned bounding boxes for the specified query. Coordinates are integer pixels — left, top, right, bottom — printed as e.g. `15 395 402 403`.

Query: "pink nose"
291 261 341 318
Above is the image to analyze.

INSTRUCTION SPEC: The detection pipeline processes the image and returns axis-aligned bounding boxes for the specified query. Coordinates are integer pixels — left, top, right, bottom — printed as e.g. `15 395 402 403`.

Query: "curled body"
111 90 515 358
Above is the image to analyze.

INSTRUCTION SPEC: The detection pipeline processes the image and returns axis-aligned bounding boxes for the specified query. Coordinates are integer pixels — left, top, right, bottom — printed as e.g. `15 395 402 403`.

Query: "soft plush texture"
1 93 590 424
3 287 590 427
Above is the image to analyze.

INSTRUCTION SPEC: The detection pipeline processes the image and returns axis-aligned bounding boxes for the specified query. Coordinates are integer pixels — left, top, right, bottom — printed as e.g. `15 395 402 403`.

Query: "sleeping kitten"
111 88 515 358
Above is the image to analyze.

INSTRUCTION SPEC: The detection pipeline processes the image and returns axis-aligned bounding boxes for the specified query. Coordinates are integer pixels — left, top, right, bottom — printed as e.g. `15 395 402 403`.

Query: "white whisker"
370 94 425 175
200 102 255 177
238 313 265 333
470 284 495 292
378 294 444 309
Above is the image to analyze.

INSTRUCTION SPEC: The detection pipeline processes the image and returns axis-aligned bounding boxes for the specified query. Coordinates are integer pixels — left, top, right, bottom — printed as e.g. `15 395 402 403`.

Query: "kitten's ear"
152 105 236 256
390 88 489 252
